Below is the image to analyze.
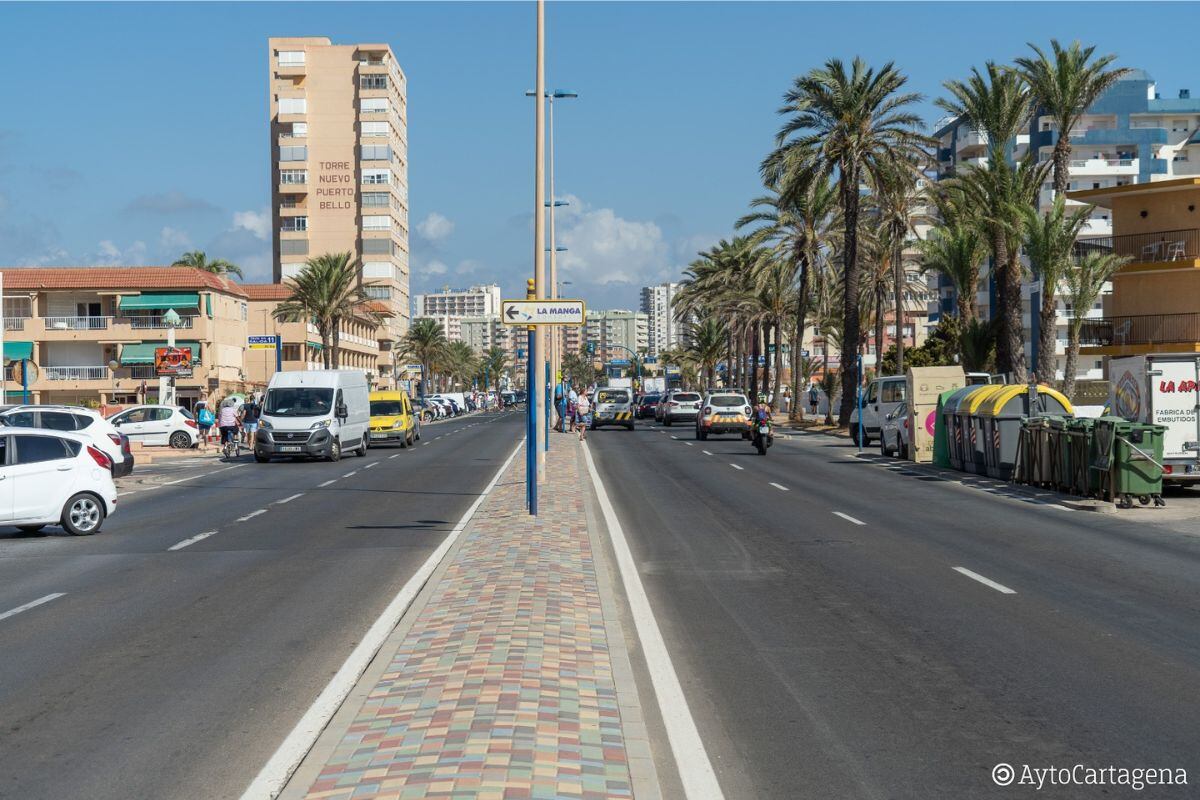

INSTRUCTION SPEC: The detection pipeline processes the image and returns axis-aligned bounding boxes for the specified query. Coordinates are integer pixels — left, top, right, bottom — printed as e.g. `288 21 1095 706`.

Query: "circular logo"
1114 370 1141 420
992 763 1015 786
924 409 936 436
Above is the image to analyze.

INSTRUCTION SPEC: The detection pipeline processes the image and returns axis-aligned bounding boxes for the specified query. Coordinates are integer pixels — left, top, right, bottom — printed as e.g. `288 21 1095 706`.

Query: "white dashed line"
422 442 430 446
389 454 400 459
364 462 377 469
683 441 694 447
342 471 357 478
702 450 713 456
162 462 247 486
168 530 218 551
769 482 789 491
832 511 865 526
318 479 336 488
953 567 1017 594
237 509 267 522
274 493 304 505
729 463 744 470
0 593 66 622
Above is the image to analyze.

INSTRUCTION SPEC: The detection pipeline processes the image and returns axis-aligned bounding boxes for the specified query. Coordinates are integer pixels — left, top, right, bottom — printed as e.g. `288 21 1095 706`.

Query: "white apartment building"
640 282 684 356
459 314 510 354
413 284 502 342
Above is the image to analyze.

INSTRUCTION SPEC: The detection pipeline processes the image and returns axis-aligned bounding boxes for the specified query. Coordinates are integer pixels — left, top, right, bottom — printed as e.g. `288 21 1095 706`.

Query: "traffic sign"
248 335 277 350
501 299 586 325
610 359 631 366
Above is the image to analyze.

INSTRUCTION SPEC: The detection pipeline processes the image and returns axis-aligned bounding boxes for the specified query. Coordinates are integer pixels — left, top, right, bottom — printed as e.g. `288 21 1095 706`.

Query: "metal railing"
45 365 108 381
4 318 26 331
127 365 158 379
1074 228 1200 264
43 316 109 330
1068 158 1135 167
1079 312 1200 347
124 315 197 329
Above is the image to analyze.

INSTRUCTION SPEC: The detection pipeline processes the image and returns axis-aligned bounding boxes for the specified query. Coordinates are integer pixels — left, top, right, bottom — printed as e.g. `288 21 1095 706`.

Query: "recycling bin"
940 386 978 472
1047 416 1070 491
1094 418 1167 507
979 386 1073 480
1069 417 1100 496
958 385 1006 475
1020 416 1058 486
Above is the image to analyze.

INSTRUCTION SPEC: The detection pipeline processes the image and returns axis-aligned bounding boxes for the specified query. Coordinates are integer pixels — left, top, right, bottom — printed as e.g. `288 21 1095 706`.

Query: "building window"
362 169 390 185
282 344 302 361
280 196 298 208
241 303 248 321
279 145 307 162
364 285 391 299
282 216 308 232
360 74 387 90
362 215 390 231
278 97 307 115
361 98 389 114
1173 119 1189 132
280 239 309 256
277 50 305 66
362 192 389 207
362 239 391 255
361 121 388 138
288 122 308 138
361 144 391 161
280 169 307 184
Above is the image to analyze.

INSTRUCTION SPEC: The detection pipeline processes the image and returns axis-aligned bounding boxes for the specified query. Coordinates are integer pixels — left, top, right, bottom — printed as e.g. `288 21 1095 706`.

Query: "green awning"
306 341 323 350
120 341 202 365
2 341 33 361
118 292 201 311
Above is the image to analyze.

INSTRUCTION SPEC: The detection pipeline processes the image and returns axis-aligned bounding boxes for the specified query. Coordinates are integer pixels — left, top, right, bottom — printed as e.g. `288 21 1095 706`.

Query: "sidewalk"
280 434 660 800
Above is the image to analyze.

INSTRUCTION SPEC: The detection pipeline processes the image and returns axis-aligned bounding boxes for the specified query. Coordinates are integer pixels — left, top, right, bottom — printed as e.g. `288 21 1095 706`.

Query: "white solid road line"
953 566 1017 595
729 463 744 470
168 531 219 551
581 441 725 800
832 511 865 526
0 593 66 623
237 509 267 523
769 482 789 491
274 494 304 505
240 438 524 800
318 479 336 488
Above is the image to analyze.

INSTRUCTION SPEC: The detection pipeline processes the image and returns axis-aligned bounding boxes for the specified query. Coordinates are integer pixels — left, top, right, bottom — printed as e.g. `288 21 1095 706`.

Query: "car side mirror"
335 403 348 419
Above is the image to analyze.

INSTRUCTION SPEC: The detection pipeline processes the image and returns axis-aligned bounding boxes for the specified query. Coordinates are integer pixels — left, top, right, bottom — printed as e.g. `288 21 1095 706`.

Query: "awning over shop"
306 341 323 350
2 341 33 361
118 292 201 311
119 341 202 365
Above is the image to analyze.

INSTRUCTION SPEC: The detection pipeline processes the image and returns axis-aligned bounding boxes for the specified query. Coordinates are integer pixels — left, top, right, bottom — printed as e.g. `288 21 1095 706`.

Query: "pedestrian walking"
239 394 262 449
575 391 591 440
196 400 215 452
567 385 579 432
808 382 820 417
554 382 566 432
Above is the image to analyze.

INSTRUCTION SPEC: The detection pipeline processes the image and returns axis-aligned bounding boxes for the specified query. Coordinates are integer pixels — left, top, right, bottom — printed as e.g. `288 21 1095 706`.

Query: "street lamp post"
528 0 547 511
160 308 182 406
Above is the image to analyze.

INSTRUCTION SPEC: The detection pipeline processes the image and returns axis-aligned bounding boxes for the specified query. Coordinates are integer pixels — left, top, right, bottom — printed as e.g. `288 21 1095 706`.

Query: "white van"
849 375 907 446
255 370 370 462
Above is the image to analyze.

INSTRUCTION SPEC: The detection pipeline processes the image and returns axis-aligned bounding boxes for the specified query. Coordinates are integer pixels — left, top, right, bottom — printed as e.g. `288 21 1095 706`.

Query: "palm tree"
272 252 377 369
918 219 987 325
874 160 928 373
443 341 478 390
1015 40 1130 198
173 250 243 279
480 346 508 395
1022 196 1092 382
397 317 448 396
767 57 931 426
1061 251 1128 397
684 318 729 389
937 62 1033 166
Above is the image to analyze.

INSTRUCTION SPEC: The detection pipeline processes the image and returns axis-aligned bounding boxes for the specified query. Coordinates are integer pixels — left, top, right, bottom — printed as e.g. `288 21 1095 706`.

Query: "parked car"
879 401 910 459
849 375 907 447
108 405 199 449
636 393 660 419
661 390 703 426
0 404 133 477
256 369 370 462
592 387 635 430
0 427 118 535
369 391 419 447
695 392 753 440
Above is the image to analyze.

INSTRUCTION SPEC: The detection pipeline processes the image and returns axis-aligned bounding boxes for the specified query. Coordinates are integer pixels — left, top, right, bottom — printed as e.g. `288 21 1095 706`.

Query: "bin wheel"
1154 495 1167 507
1138 495 1150 506
1118 494 1134 509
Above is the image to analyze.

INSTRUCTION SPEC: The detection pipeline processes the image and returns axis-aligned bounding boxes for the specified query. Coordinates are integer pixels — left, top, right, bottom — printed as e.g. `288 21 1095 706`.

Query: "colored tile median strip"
299 438 641 799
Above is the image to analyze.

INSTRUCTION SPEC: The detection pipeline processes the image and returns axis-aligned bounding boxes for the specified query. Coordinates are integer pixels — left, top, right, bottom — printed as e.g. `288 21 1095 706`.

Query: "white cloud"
417 212 455 242
93 239 148 266
233 209 270 241
159 226 191 252
425 259 449 275
556 198 670 285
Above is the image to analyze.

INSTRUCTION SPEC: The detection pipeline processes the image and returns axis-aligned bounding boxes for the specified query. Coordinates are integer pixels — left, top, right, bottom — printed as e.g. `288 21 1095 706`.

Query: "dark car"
636 394 660 419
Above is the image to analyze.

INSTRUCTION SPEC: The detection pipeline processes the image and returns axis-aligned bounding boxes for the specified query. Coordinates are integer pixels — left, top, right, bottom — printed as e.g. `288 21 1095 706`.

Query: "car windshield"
674 393 701 402
371 401 404 416
597 390 629 403
265 387 334 417
641 395 659 404
708 395 746 407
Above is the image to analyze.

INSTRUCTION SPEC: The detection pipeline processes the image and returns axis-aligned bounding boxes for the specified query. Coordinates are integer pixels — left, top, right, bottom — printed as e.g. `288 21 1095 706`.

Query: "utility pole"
532 0 547 482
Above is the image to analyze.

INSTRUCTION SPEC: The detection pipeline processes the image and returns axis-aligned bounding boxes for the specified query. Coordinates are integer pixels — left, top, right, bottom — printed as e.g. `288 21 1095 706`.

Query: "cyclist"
217 400 241 455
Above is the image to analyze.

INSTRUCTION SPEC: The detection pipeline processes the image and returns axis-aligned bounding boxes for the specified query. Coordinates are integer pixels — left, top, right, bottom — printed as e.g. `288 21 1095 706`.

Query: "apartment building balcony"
18 314 205 342
1074 227 1200 268
44 365 108 382
1080 312 1200 353
956 129 987 157
1068 157 1139 175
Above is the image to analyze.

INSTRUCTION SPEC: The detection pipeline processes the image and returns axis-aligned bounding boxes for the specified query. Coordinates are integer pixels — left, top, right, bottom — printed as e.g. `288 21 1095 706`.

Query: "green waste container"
1021 416 1060 486
1095 417 1167 508
1047 417 1070 491
1068 418 1098 496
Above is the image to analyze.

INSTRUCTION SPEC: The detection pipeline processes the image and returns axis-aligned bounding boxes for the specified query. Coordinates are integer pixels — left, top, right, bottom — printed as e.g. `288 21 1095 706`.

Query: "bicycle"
220 426 241 461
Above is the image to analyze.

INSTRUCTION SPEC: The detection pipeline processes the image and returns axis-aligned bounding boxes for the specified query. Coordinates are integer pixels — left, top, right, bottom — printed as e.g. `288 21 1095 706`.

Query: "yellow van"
368 390 419 447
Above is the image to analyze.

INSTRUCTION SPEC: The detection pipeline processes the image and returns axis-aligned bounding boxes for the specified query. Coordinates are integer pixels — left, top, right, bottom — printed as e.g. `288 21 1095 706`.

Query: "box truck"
1109 355 1200 484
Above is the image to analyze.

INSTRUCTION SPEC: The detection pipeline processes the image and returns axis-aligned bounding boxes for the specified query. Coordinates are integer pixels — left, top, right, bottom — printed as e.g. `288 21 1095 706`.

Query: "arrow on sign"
505 306 530 322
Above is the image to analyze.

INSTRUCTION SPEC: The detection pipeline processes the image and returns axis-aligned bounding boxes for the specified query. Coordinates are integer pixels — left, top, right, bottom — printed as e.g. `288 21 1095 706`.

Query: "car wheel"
358 434 369 456
664 417 671 427
255 453 269 463
327 440 341 462
854 427 869 447
169 431 192 449
626 424 635 431
61 493 104 536
880 437 891 457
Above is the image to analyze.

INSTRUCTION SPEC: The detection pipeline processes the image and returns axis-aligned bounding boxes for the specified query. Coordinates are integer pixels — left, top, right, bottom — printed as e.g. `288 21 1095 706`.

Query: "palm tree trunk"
772 320 783 413
893 237 906 374
1003 250 1027 383
320 325 332 369
1037 285 1058 384
762 324 772 404
1063 321 1081 399
838 168 862 427
331 319 342 369
1053 136 1072 199
790 254 809 422
988 235 1016 379
749 323 761 402
874 285 885 376
957 283 977 326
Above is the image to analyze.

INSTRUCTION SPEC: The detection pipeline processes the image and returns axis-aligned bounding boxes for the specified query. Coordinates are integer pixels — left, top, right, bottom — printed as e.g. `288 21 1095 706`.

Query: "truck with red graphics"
1109 354 1200 484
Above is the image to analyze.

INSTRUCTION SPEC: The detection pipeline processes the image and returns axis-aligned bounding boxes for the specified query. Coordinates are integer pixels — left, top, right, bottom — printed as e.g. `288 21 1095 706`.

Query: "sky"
2 1 1199 312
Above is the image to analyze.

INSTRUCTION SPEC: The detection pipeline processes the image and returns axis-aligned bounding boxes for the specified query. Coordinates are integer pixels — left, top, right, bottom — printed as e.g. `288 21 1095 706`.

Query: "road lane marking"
364 462 377 469
422 441 430 446
318 479 336 488
832 511 865 526
342 471 357 478
240 438 524 800
581 441 725 800
389 454 400 459
702 450 713 456
729 463 744 470
953 567 1017 594
274 493 304 505
770 482 789 491
168 531 218 551
237 509 267 522
0 593 66 622
683 441 694 447
162 463 247 486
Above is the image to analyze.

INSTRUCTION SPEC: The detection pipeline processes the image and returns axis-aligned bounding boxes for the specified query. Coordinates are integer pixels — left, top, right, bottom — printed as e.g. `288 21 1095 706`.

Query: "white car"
0 427 118 535
108 405 199 449
0 405 134 477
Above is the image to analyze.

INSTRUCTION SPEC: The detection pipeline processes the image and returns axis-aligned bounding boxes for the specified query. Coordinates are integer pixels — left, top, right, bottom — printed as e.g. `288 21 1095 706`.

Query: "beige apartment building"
268 36 410 374
414 284 503 342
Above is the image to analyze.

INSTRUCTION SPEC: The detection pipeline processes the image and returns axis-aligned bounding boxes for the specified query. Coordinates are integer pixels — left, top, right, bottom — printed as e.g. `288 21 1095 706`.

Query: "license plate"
280 445 302 452
370 432 389 439
759 426 770 434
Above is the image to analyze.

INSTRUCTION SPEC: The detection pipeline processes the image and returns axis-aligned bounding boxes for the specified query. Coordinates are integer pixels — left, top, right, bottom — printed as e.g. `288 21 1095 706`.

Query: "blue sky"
1 1 1198 311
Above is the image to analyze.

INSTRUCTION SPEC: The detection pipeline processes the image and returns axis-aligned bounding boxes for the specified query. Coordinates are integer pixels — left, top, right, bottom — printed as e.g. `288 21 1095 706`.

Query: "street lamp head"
162 308 182 327
552 89 579 99
544 247 568 252
544 200 570 207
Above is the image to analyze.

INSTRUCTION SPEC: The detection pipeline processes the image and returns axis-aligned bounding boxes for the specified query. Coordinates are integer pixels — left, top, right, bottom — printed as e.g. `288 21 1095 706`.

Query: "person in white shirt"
575 391 591 440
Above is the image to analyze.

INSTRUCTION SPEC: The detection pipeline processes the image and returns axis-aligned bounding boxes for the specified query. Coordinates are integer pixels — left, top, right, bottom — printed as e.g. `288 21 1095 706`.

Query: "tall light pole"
530 0 547 504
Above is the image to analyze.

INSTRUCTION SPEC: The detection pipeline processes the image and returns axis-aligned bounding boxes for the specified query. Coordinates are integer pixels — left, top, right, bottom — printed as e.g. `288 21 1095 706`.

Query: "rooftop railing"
1074 228 1200 264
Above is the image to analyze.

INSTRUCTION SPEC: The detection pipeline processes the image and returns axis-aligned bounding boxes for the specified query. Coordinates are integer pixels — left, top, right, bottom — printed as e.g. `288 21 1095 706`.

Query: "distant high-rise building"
412 284 502 342
585 310 649 362
640 282 683 356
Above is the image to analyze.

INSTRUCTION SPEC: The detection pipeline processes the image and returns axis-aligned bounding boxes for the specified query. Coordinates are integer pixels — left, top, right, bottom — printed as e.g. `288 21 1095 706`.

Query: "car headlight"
393 420 403 429
310 419 331 430
258 419 272 430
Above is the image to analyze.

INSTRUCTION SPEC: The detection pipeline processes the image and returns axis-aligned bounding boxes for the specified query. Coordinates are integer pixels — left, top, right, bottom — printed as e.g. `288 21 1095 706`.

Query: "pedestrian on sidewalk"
567 385 579 432
196 401 215 452
554 382 566 432
808 382 820 417
576 391 591 440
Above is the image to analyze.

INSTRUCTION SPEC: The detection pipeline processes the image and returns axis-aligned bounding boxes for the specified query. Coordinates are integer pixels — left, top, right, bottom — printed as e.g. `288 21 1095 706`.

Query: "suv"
849 376 907 447
660 390 703 426
592 387 634 430
0 405 134 476
696 392 753 440
108 405 199 448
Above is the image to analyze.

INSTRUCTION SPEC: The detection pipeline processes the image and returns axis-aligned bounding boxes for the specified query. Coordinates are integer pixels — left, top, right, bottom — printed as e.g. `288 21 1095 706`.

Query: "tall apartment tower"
268 37 411 357
640 281 681 356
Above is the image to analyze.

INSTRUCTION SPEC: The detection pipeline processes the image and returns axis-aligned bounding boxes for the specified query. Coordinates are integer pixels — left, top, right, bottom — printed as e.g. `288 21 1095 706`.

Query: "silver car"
849 376 907 447
879 401 910 459
661 390 702 426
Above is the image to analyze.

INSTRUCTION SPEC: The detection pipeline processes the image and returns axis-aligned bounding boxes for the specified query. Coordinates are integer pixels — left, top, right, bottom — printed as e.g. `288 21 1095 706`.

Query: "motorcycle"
751 420 773 455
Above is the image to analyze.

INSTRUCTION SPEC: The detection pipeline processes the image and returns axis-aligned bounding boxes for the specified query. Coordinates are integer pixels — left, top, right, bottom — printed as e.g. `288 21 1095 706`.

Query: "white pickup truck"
1109 354 1200 484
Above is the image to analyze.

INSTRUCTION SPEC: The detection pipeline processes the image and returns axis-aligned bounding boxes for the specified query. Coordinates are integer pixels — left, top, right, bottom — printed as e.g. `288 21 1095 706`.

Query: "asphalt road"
588 419 1200 799
0 410 522 800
